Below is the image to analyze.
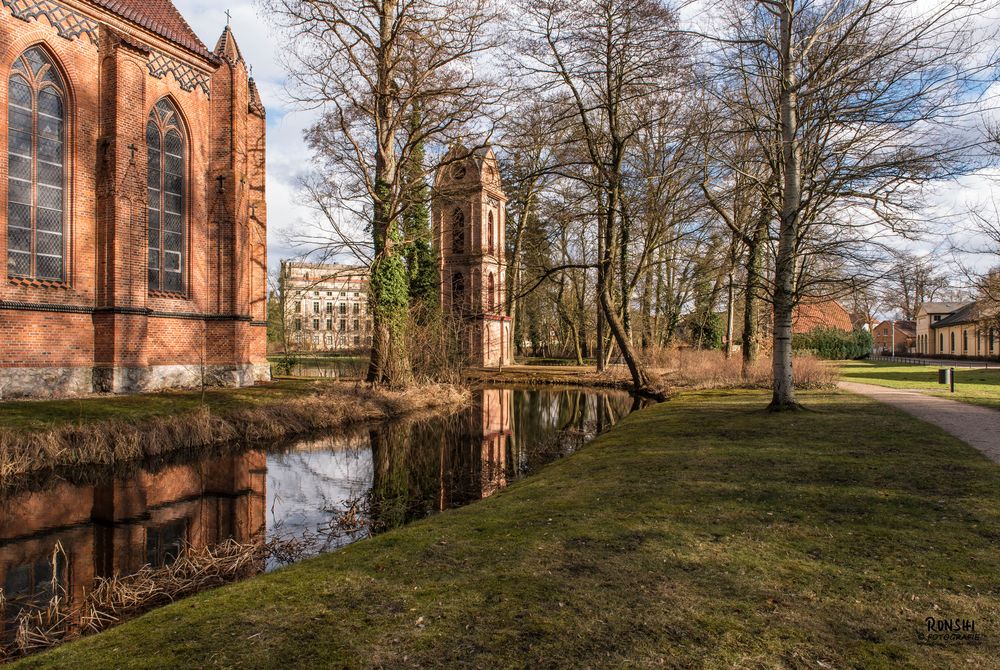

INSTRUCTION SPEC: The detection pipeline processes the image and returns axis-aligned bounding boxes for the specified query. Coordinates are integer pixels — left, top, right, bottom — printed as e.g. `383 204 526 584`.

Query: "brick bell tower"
433 147 512 367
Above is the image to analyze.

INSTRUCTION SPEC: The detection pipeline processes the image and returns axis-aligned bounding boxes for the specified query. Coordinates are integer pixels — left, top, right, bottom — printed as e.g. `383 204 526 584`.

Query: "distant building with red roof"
792 299 854 334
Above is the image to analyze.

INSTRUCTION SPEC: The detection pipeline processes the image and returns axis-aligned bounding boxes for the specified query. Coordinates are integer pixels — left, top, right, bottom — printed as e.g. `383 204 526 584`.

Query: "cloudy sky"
174 1 315 272
173 1 999 282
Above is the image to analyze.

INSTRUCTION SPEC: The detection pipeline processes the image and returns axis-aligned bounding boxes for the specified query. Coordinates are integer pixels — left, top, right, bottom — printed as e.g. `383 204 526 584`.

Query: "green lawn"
841 360 1000 411
0 379 321 432
15 390 1000 669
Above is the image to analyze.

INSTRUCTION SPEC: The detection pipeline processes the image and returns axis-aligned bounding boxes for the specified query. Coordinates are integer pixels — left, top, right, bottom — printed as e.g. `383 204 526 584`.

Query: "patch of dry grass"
660 348 837 390
0 384 467 483
471 349 837 395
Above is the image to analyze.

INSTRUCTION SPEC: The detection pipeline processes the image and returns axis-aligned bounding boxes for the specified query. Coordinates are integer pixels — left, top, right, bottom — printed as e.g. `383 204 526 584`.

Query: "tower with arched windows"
0 2 268 397
433 147 512 367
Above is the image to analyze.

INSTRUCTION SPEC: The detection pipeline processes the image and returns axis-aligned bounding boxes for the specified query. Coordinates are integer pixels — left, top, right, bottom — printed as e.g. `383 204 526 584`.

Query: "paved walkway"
839 381 1000 464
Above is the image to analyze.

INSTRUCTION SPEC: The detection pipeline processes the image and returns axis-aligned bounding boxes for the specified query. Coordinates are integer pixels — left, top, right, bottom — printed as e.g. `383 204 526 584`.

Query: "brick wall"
0 3 268 396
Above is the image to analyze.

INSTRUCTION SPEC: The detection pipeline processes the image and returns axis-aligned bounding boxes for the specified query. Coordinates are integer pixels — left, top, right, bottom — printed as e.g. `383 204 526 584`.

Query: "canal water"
0 386 646 647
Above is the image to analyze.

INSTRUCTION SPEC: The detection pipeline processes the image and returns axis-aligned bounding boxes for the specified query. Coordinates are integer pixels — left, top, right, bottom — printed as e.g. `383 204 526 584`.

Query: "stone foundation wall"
0 363 271 399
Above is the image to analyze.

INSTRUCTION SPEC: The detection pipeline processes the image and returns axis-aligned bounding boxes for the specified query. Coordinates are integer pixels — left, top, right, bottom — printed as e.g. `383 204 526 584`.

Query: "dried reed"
0 537 313 663
0 384 468 484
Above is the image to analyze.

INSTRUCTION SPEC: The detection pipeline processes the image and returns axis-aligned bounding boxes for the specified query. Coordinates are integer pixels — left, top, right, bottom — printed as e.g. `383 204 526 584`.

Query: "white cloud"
173 1 320 273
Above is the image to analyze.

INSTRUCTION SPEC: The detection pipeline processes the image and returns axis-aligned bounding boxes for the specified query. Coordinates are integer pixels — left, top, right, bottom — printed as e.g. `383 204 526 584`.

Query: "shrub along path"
14 391 1000 669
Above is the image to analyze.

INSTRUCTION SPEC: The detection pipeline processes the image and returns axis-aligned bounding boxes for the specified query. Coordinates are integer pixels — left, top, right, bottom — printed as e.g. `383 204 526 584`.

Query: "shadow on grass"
14 390 1000 670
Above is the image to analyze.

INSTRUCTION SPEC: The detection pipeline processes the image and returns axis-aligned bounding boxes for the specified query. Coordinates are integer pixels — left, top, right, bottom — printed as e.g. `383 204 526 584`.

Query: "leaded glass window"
7 47 65 281
147 99 185 293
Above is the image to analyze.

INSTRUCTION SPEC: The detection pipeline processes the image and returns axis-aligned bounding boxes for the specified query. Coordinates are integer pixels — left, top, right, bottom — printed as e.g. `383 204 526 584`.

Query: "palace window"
312 301 319 313
353 303 360 315
339 303 347 315
326 319 333 330
7 47 66 281
353 319 360 331
326 303 333 314
147 99 186 293
313 318 320 330
339 318 346 331
451 208 465 254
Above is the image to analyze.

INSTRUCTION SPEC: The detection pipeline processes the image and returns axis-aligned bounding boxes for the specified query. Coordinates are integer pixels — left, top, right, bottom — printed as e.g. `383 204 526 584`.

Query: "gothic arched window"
7 47 66 281
451 272 465 311
147 99 185 293
487 211 495 254
451 207 465 254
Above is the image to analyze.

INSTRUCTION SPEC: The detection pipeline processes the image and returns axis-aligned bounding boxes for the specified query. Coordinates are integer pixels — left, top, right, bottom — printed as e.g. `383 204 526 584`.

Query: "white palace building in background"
279 261 373 352
278 145 512 365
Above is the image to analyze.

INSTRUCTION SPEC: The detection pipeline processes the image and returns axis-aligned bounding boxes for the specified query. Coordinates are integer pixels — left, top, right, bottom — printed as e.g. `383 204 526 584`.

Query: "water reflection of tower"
0 452 267 636
443 388 513 505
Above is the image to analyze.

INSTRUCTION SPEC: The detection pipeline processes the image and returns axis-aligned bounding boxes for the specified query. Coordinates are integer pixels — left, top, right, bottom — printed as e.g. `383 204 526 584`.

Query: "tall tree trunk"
596 195 607 372
367 0 412 388
742 205 767 376
602 179 652 392
770 0 801 410
639 266 652 350
619 209 632 340
724 271 735 359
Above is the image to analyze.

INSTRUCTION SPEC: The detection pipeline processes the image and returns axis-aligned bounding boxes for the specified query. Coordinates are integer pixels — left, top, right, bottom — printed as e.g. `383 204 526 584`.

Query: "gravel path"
839 381 1000 464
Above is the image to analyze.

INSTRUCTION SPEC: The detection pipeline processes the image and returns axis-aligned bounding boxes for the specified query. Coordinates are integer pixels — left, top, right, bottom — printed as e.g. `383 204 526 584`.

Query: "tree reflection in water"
0 386 646 655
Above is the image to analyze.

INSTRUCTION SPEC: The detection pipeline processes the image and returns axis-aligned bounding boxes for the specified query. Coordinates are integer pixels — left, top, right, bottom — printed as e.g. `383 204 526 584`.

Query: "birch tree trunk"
770 0 801 410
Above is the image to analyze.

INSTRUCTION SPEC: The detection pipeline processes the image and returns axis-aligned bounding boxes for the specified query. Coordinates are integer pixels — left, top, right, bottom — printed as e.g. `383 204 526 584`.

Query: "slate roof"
90 0 217 62
918 301 970 315
931 302 979 329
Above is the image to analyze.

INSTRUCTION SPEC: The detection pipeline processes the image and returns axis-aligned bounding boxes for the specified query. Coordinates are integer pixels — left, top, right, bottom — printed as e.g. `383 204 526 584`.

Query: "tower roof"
91 0 217 62
214 25 244 64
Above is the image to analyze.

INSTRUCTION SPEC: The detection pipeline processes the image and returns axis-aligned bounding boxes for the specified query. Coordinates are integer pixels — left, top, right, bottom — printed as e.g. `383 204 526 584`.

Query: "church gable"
0 3 269 397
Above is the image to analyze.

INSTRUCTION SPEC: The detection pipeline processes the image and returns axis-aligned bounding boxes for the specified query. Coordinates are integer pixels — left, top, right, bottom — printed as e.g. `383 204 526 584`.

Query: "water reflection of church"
0 453 266 635
0 392 515 635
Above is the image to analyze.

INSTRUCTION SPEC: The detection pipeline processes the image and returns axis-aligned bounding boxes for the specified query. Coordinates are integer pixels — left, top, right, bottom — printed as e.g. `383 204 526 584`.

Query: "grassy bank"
0 381 466 482
841 360 1000 410
16 390 1000 669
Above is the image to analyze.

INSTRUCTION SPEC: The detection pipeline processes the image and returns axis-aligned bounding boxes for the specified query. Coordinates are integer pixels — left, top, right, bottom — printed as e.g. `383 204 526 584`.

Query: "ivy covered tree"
402 105 438 314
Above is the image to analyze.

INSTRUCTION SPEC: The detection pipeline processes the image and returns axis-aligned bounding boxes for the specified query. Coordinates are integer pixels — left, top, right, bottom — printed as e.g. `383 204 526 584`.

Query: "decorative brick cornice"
0 300 252 322
147 50 211 97
2 0 99 45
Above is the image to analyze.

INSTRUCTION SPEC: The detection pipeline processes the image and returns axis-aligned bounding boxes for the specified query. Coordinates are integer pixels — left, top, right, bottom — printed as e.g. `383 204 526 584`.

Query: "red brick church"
0 0 268 397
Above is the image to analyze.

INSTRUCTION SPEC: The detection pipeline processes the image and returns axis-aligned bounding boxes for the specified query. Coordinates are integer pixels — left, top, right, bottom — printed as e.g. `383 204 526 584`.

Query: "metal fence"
867 354 993 369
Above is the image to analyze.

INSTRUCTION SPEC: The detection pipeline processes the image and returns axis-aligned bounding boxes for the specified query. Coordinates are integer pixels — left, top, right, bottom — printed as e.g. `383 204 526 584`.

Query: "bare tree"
709 0 998 409
265 0 501 387
515 0 689 395
882 250 954 319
